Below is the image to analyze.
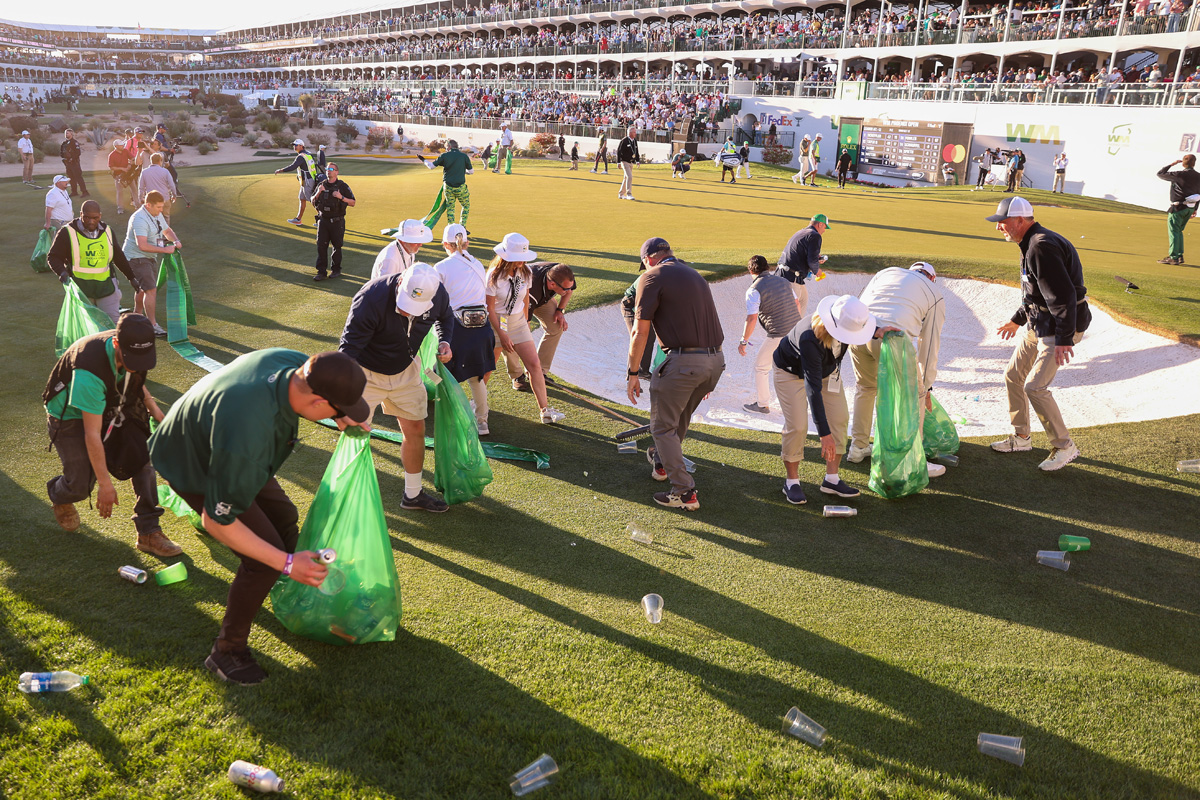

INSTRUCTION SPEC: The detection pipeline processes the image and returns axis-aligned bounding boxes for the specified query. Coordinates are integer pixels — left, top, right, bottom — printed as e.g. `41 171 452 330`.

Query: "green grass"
2 157 1199 799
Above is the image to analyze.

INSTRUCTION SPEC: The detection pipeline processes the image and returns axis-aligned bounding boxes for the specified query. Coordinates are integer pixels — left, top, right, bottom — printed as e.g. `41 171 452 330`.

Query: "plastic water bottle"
227 760 285 793
18 671 89 693
317 548 345 596
823 505 858 518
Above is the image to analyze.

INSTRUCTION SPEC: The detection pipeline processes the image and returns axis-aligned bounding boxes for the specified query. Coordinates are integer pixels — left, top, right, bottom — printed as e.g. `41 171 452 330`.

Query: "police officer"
274 139 326 226
310 163 356 281
59 128 88 198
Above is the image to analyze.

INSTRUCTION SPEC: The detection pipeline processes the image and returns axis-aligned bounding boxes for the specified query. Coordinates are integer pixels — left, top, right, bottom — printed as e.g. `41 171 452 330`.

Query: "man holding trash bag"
43 313 180 557
149 350 372 685
986 196 1091 472
340 264 455 513
847 261 947 479
48 200 144 325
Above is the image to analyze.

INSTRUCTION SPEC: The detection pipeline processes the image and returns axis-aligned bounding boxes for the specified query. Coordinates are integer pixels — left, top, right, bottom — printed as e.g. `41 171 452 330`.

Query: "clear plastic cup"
978 733 1025 766
617 442 637 454
510 754 558 796
641 593 663 624
782 706 826 748
1177 458 1200 473
319 567 346 596
154 562 188 585
1058 535 1090 552
1036 550 1070 571
936 453 960 466
627 523 653 545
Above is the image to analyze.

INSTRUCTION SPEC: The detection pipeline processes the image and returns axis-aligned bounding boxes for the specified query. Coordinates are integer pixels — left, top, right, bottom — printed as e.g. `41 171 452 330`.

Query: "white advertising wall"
740 95 1200 211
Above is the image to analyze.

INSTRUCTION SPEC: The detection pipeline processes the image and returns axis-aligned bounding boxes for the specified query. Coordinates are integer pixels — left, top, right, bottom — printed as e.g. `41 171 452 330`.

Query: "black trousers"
315 216 345 276
64 160 88 195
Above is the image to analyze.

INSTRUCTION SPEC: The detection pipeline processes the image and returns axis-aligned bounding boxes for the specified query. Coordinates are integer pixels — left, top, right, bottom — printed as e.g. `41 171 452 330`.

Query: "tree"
298 94 316 128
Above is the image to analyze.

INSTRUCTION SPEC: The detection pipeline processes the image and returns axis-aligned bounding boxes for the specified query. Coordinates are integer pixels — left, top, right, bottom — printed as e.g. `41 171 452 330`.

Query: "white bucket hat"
395 264 440 316
493 232 537 262
815 294 878 346
442 223 468 243
394 219 433 244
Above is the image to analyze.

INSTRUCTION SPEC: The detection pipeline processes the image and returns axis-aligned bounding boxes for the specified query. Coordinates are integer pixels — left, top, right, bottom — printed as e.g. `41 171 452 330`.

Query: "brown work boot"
53 503 80 532
137 529 183 558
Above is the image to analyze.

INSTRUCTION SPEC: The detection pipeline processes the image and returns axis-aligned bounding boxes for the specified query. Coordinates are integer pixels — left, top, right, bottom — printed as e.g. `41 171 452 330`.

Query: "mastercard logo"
942 143 966 163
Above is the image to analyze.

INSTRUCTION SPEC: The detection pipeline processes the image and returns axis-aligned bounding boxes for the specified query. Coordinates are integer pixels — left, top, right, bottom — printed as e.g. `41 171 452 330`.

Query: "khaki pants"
788 281 809 315
619 161 634 196
1005 327 1082 449
753 335 783 407
1052 171 1066 192
505 299 565 379
493 144 510 172
22 153 34 182
774 366 848 462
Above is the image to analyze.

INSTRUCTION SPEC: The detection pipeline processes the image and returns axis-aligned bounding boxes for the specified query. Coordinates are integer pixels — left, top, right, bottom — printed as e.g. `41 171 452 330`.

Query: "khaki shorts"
491 313 534 346
127 257 157 292
361 361 427 421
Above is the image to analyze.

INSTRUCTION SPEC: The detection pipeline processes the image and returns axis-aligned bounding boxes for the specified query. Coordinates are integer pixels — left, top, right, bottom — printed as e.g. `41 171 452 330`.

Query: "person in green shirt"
43 314 180 557
418 139 474 234
148 349 371 686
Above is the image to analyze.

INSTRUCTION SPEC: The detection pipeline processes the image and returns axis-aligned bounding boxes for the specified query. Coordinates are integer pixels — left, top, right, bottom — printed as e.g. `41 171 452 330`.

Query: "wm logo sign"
1006 124 1063 145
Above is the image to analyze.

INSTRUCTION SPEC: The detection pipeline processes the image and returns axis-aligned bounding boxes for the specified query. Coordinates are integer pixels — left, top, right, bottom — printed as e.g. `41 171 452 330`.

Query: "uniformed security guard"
59 128 88 197
310 163 356 282
149 349 372 685
419 139 474 233
274 139 326 227
48 200 144 324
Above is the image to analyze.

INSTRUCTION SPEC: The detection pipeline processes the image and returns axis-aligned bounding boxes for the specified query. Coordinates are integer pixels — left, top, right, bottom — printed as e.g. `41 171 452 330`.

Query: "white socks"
825 474 839 484
468 377 488 423
404 472 422 500
785 479 800 488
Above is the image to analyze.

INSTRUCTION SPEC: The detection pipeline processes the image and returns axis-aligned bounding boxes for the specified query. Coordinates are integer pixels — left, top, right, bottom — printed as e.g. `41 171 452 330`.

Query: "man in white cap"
340 264 454 513
494 122 514 174
847 261 947 478
792 134 811 185
372 219 432 279
616 126 640 200
44 175 73 233
804 134 823 186
986 196 1091 471
273 139 326 226
18 130 36 185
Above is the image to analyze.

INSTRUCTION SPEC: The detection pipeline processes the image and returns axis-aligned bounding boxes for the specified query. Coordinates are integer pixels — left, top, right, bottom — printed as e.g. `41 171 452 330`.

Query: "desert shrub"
761 143 792 165
261 117 284 134
391 140 405 151
288 121 301 135
214 124 233 139
366 126 392 147
334 119 359 141
242 131 259 147
308 133 331 147
271 131 293 148
427 138 446 153
310 116 325 129
531 131 556 149
208 113 218 121
232 123 247 135
66 117 88 131
3 150 18 164
175 111 191 122
166 117 195 140
197 141 212 155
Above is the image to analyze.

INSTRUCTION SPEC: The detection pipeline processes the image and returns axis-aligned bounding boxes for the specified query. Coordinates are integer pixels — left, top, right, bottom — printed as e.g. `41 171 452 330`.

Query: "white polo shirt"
45 186 73 221
371 241 417 280
434 252 487 309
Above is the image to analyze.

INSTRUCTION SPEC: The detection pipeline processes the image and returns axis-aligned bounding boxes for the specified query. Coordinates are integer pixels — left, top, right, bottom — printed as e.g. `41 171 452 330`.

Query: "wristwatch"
628 369 640 376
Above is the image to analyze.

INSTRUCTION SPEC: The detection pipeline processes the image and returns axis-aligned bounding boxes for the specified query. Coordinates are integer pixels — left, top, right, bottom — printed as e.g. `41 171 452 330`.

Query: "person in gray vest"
738 255 801 414
847 262 947 479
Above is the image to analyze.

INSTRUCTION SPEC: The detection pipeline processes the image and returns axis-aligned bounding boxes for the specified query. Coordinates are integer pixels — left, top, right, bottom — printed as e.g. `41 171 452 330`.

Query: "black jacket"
617 136 640 164
1011 222 1091 345
48 220 139 294
60 138 81 164
339 273 453 376
311 177 354 218
1156 164 1200 211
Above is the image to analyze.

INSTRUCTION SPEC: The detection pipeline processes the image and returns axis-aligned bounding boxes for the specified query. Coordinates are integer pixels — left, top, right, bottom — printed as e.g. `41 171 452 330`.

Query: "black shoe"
401 489 449 513
782 483 807 505
820 478 861 498
314 273 327 282
330 270 342 278
541 373 557 387
205 646 267 686
512 373 531 393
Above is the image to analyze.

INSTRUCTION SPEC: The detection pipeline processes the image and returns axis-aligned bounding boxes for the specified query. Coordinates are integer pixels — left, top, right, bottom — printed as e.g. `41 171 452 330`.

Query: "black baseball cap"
116 313 157 372
301 352 369 423
640 237 671 268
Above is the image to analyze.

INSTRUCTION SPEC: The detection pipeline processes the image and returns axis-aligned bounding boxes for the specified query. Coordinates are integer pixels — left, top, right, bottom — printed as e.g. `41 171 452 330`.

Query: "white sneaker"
792 174 799 183
540 406 565 424
476 418 489 436
991 434 1032 453
1038 443 1080 471
847 443 872 463
626 195 636 201
927 461 946 478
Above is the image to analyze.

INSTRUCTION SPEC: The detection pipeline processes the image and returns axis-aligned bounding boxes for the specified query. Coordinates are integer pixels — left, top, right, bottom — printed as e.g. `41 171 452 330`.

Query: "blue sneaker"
820 478 860 498
782 483 807 505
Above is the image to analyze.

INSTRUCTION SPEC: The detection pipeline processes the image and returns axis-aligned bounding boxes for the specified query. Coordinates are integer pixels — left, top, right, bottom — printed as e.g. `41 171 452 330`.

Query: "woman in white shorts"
434 223 496 435
486 233 566 424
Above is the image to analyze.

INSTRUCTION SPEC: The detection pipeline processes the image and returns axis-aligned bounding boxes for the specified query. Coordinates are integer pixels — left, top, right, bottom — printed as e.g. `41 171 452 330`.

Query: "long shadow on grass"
388 504 1197 799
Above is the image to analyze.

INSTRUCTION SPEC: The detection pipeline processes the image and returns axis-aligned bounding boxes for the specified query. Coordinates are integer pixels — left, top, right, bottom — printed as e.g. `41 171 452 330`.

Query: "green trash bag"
868 332 930 499
55 281 116 357
157 484 205 532
31 228 53 273
270 427 403 646
504 149 513 175
418 330 439 397
922 394 960 460
431 360 493 504
487 155 497 170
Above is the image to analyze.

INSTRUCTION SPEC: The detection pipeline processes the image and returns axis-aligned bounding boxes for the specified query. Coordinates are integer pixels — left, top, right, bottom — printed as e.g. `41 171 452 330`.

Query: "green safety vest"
67 226 114 282
299 152 319 180
812 141 821 159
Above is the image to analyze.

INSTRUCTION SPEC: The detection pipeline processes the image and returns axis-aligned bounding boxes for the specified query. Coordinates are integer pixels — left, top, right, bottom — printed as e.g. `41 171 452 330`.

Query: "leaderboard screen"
856 119 973 184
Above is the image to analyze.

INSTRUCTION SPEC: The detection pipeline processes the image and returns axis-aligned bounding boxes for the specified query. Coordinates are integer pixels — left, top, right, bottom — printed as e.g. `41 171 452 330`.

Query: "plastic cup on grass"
627 523 653 545
1036 550 1070 571
1177 458 1200 473
1058 535 1090 552
936 453 959 466
978 733 1025 766
617 441 637 454
782 707 826 748
510 754 558 796
641 593 663 624
154 562 188 585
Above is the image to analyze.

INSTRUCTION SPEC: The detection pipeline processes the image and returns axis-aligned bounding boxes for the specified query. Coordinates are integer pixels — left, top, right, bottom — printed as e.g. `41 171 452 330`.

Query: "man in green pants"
1156 154 1200 265
419 140 474 234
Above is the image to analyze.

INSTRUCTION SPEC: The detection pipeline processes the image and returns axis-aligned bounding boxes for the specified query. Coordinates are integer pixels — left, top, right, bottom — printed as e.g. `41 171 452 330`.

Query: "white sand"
551 274 1200 438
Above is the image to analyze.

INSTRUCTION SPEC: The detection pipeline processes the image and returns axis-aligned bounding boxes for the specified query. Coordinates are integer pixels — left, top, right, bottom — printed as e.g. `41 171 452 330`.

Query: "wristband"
628 370 640 377
740 339 750 347
281 553 294 577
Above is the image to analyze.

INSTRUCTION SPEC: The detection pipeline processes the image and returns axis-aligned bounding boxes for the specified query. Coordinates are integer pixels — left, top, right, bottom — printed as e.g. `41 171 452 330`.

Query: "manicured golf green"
1 155 1197 799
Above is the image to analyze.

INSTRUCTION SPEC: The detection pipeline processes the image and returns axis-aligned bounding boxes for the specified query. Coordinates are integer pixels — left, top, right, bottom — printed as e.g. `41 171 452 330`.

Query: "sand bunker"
551 274 1200 438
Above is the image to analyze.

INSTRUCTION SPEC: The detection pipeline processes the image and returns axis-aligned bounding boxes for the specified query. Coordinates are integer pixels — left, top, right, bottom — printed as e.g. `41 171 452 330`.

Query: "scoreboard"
853 119 974 184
